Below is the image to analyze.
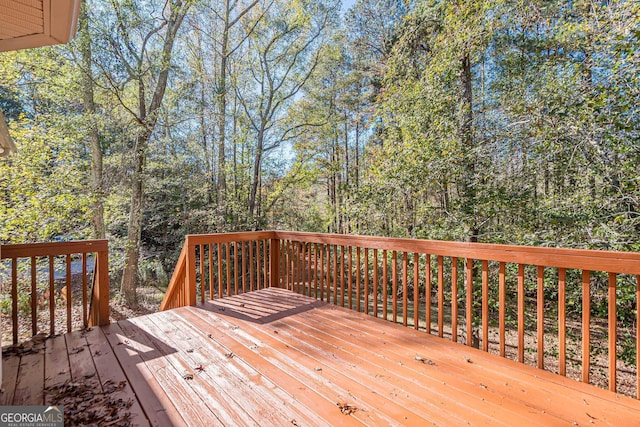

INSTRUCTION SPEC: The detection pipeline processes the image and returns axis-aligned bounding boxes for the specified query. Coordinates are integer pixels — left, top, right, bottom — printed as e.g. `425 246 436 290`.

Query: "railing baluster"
499 262 506 357
333 245 339 305
402 252 408 327
340 246 346 306
249 240 255 293
199 244 205 302
31 256 37 336
518 264 525 362
537 266 545 369
208 244 214 301
82 253 87 329
234 242 240 294
426 254 432 335
49 256 55 336
413 253 420 331
438 256 444 338
582 270 591 383
373 249 379 318
364 248 370 315
12 258 18 344
451 257 458 340
264 240 269 290
319 244 325 301
347 246 360 311
637 274 640 399
383 250 388 320
482 260 489 352
466 258 473 347
66 254 72 333
227 243 232 295
392 250 398 323
609 272 617 392
313 243 318 298
558 268 566 375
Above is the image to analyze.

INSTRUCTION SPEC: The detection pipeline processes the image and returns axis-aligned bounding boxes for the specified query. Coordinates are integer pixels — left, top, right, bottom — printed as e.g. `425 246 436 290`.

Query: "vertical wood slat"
249 240 255 292
257 241 262 291
499 262 506 357
264 240 269 290
364 248 369 315
438 256 444 338
402 252 408 327
82 252 87 328
12 258 18 344
242 242 248 293
518 264 525 363
66 254 72 333
49 256 55 336
608 272 617 393
637 275 640 399
299 242 304 294
636 275 640 399
373 249 379 318
426 254 432 335
218 243 224 298
392 251 398 323
451 257 458 341
284 240 289 288
314 244 319 298
482 260 488 352
333 245 338 305
582 270 591 384
558 268 567 376
537 266 545 369
199 245 205 302
414 253 420 331
320 245 325 301
234 242 240 294
466 258 472 347
308 243 313 296
347 246 360 312
208 244 214 301
226 243 231 295
31 257 37 336
383 250 388 320
269 239 278 288
340 246 346 306
82 253 87 328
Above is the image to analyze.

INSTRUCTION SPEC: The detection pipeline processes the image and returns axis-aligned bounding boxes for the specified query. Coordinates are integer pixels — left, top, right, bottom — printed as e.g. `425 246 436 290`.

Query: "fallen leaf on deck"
337 402 358 415
414 356 435 365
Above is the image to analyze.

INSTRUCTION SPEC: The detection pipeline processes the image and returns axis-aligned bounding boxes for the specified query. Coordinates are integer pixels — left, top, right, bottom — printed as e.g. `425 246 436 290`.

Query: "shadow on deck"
3 287 640 426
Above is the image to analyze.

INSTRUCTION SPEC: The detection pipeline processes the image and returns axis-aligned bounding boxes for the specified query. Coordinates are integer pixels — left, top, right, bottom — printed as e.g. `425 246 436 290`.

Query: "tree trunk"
460 51 477 242
79 6 105 239
121 135 147 306
119 0 190 307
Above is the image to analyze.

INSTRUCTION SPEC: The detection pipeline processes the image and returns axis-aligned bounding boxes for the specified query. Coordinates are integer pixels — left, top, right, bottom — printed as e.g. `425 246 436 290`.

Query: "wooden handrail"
1 239 109 344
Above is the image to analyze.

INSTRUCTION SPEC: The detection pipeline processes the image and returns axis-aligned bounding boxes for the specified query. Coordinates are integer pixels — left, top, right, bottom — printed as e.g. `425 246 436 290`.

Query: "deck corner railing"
1 239 109 344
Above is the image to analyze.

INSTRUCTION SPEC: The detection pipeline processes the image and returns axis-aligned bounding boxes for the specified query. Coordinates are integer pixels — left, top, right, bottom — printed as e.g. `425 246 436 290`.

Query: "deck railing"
160 232 277 311
1 240 109 344
161 231 640 398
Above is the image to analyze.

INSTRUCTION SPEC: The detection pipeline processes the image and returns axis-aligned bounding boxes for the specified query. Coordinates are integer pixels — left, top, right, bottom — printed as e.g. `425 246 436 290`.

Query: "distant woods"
0 0 638 304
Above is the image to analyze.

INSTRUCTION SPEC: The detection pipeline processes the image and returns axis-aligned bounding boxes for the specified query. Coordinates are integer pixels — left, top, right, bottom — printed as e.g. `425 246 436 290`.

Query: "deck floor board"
3 287 640 426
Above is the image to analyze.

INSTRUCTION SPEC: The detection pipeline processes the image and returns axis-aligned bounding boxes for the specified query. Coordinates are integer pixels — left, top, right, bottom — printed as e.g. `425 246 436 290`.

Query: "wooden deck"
3 288 640 426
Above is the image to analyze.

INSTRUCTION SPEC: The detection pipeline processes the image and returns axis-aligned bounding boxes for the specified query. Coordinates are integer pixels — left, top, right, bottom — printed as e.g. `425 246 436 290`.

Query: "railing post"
186 237 197 305
90 248 110 326
270 238 280 288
